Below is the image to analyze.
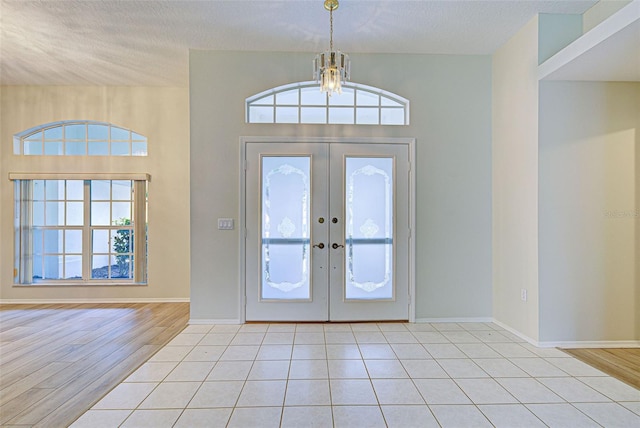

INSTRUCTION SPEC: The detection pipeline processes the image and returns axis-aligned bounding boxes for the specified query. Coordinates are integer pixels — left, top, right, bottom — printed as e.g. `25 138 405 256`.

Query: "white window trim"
11 176 149 286
9 173 151 181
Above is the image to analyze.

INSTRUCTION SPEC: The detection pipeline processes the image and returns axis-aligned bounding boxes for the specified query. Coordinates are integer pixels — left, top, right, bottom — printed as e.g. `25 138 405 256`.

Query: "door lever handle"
313 243 325 249
332 243 344 249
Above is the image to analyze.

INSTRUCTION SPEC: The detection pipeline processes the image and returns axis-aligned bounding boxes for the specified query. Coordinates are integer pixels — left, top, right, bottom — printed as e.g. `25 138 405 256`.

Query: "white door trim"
239 136 416 323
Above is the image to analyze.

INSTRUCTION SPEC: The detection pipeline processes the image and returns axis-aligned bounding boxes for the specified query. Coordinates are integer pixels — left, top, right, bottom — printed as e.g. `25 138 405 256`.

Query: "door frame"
239 136 416 323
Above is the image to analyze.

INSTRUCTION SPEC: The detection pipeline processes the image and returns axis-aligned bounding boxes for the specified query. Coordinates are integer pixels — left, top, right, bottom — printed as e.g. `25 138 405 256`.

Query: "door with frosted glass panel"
245 142 409 321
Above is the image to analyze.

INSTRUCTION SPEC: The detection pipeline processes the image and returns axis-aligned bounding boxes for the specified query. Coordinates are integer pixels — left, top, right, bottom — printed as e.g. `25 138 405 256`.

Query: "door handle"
313 243 325 249
332 243 344 249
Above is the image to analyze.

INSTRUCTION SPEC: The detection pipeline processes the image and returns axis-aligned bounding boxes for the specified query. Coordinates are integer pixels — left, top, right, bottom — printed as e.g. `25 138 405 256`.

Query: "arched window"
246 81 409 125
13 121 147 156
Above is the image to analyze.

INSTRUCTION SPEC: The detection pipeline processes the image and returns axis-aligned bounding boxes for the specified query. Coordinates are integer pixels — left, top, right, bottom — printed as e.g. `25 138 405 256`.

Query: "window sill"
13 282 148 287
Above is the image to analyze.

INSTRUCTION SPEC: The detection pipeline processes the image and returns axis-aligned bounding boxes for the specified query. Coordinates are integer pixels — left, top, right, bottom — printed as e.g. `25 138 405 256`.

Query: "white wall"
539 81 640 342
0 86 190 301
492 17 540 341
189 51 493 322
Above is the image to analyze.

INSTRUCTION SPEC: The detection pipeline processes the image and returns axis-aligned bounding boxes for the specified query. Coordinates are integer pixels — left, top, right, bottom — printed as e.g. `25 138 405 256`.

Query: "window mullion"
82 180 92 281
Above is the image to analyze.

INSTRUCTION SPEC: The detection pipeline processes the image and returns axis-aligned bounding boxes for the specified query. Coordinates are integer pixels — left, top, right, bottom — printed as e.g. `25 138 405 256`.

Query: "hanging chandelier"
313 0 350 96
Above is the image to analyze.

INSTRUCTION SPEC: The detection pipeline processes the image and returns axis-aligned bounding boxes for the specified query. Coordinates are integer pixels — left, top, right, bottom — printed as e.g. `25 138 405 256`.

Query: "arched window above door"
246 81 409 125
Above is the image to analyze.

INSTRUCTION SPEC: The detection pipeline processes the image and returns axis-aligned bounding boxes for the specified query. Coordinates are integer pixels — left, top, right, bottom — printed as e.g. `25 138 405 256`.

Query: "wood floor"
562 347 640 389
0 302 189 428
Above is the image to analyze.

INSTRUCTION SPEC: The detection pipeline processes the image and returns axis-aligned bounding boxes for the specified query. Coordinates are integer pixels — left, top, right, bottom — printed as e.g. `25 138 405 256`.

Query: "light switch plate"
218 218 234 230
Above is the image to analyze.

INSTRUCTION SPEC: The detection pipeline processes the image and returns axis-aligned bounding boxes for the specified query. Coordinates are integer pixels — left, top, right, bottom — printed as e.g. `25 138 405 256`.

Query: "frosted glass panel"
345 157 393 300
261 156 311 300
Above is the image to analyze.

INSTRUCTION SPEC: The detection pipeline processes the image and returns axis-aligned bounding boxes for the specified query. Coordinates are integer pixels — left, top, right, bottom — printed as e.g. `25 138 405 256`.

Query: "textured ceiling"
1 0 598 86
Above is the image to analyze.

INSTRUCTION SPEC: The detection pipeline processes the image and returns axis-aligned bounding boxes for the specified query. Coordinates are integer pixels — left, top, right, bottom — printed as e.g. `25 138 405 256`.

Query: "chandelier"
313 0 350 96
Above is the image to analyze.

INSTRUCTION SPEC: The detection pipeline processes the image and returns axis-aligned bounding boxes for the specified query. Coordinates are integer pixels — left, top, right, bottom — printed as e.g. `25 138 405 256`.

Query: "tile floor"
71 322 640 427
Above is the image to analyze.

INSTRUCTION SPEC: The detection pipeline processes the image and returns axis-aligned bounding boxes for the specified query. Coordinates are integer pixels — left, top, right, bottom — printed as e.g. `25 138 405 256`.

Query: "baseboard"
492 319 540 346
189 318 241 325
492 319 640 349
540 340 640 349
0 298 190 304
414 317 494 323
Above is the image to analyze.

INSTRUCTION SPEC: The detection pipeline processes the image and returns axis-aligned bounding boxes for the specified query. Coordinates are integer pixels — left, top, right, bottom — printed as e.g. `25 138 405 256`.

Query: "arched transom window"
246 81 409 125
13 121 148 156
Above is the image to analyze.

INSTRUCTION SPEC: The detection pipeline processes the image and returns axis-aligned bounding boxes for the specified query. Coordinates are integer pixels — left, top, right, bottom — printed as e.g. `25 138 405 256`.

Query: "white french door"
244 141 410 322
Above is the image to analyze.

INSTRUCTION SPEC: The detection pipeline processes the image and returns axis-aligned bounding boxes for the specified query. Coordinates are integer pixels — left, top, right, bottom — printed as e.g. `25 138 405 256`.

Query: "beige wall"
582 0 633 33
539 81 640 342
189 51 493 322
492 16 540 341
0 86 190 301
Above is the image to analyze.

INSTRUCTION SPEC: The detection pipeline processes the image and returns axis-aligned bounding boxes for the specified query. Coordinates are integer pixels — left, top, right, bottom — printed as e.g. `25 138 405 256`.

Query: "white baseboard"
539 340 640 349
492 319 640 348
0 298 190 304
189 318 241 325
414 317 494 323
492 319 540 346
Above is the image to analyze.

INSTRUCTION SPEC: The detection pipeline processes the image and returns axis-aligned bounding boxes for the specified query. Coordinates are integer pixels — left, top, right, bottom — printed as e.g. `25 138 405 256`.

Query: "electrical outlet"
521 289 527 302
217 218 234 230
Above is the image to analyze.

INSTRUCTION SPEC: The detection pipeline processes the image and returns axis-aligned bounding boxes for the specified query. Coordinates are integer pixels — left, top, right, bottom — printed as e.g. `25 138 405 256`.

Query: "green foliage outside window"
113 218 132 277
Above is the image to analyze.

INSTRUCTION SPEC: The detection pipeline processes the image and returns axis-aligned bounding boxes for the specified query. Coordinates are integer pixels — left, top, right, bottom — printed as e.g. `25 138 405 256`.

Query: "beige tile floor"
71 322 640 427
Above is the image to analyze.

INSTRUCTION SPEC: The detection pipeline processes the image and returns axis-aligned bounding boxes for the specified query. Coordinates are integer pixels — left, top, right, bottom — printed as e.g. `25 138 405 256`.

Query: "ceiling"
1 0 599 86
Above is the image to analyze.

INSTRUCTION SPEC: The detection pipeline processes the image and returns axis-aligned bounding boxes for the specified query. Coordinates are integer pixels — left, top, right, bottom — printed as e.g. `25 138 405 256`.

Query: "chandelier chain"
329 7 334 51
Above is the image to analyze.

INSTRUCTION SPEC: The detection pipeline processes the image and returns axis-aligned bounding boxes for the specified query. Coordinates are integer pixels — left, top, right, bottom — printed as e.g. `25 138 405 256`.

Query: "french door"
244 141 410 321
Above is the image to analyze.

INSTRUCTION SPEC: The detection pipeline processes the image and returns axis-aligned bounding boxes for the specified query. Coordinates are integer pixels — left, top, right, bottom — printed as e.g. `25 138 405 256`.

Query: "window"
246 81 409 125
13 121 148 156
13 177 148 284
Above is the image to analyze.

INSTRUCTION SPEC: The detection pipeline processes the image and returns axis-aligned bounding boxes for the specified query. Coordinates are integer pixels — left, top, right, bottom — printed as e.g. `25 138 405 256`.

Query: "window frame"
11 173 149 286
13 120 148 156
246 81 410 125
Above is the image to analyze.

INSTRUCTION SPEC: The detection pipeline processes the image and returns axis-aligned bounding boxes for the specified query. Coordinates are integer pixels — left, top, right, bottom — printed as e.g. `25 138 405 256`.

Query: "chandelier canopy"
313 0 351 96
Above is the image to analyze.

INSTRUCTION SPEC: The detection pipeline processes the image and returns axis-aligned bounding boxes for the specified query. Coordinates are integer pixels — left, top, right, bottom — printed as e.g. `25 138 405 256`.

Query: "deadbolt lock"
332 217 338 224
318 217 325 223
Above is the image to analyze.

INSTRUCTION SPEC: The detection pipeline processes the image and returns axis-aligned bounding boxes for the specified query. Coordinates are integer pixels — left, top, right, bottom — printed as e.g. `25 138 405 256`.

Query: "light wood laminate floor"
0 302 189 427
563 348 640 390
